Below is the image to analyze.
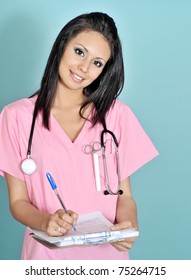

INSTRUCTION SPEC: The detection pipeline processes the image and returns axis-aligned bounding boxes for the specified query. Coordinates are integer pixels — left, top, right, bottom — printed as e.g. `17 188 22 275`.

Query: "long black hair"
31 12 124 129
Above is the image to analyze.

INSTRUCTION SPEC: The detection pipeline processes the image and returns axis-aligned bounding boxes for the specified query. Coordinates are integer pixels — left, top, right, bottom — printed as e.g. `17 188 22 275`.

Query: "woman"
0 12 158 259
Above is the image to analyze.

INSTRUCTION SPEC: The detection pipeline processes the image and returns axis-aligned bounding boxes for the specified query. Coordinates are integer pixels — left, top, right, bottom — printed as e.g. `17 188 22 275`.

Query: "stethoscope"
21 111 37 175
100 128 123 195
21 112 123 195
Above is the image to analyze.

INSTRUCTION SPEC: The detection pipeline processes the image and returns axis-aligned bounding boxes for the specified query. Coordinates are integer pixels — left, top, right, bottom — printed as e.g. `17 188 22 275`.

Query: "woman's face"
58 30 111 93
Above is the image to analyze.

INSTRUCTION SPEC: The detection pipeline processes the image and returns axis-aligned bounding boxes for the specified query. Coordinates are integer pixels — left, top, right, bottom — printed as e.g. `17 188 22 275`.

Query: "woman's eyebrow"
75 43 88 52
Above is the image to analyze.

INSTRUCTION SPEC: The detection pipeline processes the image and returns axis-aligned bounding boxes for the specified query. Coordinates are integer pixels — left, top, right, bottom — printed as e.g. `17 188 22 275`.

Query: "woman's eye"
74 48 84 57
93 60 103 68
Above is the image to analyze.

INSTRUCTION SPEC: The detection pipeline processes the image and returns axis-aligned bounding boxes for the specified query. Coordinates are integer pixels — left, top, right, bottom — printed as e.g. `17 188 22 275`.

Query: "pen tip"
73 226 77 231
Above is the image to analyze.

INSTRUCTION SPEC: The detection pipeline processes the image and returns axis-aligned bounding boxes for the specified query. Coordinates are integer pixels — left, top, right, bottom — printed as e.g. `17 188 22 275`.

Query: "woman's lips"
70 71 84 83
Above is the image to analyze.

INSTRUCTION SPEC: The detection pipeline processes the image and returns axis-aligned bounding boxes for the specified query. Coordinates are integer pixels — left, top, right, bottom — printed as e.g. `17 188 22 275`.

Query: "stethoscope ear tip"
103 190 110 195
118 190 123 195
103 190 123 195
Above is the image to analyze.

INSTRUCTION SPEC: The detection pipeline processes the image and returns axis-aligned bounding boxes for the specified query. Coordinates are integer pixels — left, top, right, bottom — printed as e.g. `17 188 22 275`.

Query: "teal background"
0 0 190 260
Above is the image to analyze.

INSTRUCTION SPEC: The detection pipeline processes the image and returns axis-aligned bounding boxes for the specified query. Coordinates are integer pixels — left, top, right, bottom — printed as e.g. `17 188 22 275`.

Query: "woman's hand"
46 209 78 236
110 220 137 251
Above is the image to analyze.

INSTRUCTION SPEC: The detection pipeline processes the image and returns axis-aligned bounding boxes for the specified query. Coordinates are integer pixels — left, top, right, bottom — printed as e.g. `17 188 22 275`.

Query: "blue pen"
46 172 76 231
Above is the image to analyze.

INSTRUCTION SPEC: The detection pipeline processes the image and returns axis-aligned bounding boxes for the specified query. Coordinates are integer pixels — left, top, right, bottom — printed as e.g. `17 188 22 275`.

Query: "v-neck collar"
50 113 93 147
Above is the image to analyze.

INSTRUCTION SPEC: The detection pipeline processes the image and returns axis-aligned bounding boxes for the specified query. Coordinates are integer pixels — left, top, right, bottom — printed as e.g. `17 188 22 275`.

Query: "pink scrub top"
0 97 158 260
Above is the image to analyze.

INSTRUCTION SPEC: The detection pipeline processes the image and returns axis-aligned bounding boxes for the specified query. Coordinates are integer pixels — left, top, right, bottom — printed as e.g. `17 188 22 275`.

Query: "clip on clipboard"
29 211 139 248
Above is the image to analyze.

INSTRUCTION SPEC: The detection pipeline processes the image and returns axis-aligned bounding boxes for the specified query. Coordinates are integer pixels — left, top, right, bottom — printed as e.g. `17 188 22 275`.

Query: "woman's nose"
78 59 90 73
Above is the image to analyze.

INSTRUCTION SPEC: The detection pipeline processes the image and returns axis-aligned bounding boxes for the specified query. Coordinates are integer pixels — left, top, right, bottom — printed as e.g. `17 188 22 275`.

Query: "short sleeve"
117 104 159 179
0 106 25 180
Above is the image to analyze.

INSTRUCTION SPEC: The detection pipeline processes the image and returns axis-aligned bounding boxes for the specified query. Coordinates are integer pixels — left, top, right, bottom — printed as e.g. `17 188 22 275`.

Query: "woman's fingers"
46 209 78 236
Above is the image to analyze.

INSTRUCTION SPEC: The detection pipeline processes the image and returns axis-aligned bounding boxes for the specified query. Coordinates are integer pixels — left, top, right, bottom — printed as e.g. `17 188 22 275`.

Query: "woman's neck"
54 85 85 110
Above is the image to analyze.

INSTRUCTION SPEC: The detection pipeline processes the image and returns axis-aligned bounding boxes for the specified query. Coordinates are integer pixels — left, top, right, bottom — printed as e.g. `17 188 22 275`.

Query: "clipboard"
29 211 139 248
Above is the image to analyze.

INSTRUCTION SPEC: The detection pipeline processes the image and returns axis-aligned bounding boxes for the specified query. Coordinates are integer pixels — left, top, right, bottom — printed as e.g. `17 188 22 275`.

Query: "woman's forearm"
115 177 138 228
10 199 51 232
116 195 138 228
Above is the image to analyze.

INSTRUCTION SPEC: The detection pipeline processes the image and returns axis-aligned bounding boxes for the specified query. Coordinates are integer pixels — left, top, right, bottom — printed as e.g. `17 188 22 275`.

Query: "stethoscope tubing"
101 129 123 195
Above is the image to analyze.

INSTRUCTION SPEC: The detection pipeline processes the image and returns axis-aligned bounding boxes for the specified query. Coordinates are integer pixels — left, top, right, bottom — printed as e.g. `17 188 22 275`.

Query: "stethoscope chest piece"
21 157 37 175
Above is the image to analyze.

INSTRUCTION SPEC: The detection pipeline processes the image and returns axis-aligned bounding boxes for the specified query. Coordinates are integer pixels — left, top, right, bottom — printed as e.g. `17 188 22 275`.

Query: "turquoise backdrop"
0 0 190 260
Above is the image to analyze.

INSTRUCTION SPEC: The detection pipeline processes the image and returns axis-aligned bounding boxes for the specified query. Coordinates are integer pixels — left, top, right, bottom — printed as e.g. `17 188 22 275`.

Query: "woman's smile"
70 70 84 83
